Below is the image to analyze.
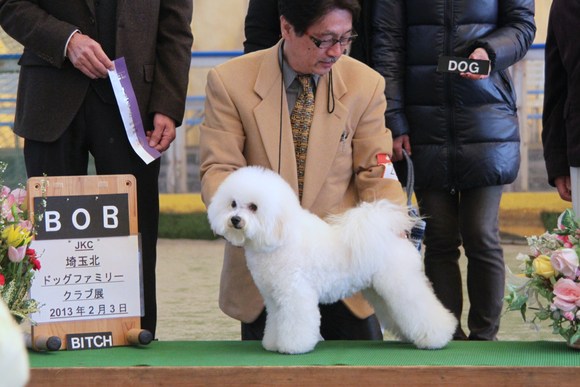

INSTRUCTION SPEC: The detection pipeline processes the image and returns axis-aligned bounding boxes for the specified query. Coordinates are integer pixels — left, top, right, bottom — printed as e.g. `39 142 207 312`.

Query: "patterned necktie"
290 75 315 200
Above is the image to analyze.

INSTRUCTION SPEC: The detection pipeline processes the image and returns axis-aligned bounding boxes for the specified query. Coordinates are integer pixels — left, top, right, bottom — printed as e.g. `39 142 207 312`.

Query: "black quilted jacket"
371 0 536 192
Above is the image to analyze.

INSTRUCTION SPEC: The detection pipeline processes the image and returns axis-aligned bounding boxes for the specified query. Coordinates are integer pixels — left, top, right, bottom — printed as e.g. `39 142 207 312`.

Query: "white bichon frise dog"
208 166 457 354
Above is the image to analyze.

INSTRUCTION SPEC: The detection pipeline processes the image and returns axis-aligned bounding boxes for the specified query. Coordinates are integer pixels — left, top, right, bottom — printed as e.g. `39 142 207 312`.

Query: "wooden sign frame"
26 175 142 350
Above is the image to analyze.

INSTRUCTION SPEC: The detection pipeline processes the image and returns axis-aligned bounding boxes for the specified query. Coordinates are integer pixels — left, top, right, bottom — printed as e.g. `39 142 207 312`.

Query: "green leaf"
560 209 578 231
569 330 580 345
519 303 527 321
536 308 551 320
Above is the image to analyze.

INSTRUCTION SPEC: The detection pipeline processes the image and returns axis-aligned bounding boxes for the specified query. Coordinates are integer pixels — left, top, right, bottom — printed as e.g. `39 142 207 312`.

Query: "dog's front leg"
271 289 321 354
262 300 280 352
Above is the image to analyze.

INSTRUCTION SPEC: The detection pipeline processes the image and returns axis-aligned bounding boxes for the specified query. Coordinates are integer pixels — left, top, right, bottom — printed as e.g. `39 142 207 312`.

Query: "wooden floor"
30 366 580 386
28 340 580 386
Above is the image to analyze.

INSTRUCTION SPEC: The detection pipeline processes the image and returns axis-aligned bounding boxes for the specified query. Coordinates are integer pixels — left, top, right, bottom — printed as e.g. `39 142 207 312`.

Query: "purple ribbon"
109 57 161 164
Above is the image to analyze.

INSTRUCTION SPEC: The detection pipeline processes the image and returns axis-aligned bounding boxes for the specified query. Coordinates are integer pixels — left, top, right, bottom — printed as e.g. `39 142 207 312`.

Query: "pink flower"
10 188 26 205
8 245 27 263
552 278 580 312
0 185 9 198
1 201 15 221
552 298 576 312
18 219 33 232
564 311 576 321
551 248 580 278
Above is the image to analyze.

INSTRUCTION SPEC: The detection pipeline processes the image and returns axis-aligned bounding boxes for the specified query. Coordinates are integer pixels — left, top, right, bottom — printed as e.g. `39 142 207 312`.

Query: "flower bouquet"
0 162 41 323
505 208 580 348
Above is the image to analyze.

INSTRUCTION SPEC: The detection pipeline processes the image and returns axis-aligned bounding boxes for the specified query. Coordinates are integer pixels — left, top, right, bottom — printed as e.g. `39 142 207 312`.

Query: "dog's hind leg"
371 244 457 349
361 288 406 341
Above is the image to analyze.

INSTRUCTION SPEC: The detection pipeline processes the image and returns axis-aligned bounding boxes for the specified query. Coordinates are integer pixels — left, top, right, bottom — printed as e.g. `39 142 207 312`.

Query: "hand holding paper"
437 48 491 80
67 32 113 79
148 113 177 152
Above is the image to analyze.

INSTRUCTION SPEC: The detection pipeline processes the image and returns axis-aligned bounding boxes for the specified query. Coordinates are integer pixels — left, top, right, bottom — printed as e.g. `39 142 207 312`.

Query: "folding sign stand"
26 175 152 350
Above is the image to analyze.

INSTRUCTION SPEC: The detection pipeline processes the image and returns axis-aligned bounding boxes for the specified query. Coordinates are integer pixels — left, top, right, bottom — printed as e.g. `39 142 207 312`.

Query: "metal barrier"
511 44 548 192
0 47 549 193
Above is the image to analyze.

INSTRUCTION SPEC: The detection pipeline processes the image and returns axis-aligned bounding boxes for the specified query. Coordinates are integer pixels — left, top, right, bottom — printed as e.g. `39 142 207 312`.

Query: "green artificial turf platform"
29 340 580 368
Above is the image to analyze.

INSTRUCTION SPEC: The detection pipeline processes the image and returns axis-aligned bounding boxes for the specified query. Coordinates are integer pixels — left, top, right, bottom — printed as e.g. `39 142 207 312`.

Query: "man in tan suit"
200 0 405 340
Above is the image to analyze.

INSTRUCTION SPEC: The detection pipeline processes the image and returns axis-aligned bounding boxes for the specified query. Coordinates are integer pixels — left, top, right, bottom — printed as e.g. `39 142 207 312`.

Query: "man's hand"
460 47 490 81
146 113 177 152
66 32 113 79
391 134 411 162
555 176 572 202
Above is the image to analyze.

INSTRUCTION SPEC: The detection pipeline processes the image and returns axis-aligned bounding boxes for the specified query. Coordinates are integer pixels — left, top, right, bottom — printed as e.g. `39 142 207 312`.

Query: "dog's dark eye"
249 203 258 212
231 200 237 208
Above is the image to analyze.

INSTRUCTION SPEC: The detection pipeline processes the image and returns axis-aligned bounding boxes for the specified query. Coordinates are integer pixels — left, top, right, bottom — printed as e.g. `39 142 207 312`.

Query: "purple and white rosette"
108 57 161 164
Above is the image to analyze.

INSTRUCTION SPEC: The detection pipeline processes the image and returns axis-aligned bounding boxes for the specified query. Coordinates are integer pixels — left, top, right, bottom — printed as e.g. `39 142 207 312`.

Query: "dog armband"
377 153 398 180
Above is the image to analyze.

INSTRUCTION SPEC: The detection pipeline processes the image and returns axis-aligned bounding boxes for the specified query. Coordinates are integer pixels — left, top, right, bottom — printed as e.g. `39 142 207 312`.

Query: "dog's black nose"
230 216 242 228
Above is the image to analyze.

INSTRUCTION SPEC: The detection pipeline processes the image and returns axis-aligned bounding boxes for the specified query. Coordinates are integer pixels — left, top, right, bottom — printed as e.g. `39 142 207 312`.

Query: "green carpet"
29 341 580 368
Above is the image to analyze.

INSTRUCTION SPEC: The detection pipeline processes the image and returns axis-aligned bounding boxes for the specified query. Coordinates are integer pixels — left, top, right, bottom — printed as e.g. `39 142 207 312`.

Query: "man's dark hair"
278 0 360 36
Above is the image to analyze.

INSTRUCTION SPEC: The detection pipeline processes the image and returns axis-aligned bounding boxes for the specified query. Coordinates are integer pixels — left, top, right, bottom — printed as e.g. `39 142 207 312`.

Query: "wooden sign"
26 175 145 350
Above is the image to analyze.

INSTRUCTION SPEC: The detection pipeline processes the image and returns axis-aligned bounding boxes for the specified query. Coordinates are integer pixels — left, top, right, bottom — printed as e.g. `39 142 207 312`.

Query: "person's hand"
146 113 177 152
460 47 490 81
66 32 114 79
391 134 411 162
555 176 572 202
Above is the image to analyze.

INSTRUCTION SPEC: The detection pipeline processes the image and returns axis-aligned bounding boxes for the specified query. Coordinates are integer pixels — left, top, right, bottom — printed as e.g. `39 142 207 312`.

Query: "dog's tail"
327 199 418 264
328 199 414 237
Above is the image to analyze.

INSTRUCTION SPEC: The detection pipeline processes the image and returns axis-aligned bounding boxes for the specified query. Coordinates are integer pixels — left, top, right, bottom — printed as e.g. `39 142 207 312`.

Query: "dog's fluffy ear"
257 213 285 251
206 183 231 238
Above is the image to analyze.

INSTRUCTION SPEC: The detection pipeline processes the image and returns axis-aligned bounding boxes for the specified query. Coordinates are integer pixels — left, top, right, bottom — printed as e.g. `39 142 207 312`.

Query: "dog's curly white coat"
208 166 457 354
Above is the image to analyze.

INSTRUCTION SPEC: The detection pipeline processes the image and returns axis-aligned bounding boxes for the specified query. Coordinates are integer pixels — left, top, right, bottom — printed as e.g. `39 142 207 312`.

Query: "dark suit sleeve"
243 0 280 53
147 0 194 126
542 0 569 185
0 0 79 67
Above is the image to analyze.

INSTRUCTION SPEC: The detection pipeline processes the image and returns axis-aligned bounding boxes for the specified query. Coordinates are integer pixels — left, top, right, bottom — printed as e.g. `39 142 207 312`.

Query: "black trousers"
241 301 383 341
24 88 160 337
416 186 504 341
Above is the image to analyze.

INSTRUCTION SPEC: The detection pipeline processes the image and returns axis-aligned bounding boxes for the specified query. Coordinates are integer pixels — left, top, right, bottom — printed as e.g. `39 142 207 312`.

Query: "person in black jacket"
243 0 280 53
375 0 536 340
542 0 580 209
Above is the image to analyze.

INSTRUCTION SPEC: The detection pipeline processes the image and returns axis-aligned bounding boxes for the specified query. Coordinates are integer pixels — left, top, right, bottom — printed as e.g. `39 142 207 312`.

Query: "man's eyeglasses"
308 33 358 49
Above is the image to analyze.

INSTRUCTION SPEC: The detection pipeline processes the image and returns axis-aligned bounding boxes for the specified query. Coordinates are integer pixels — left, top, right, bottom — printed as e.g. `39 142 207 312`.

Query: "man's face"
281 9 354 75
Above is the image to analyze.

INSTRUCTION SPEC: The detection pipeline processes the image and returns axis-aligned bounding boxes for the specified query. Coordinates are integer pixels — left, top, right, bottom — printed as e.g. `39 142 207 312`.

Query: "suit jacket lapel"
253 42 299 193
84 0 126 38
252 43 350 206
301 68 348 208
85 0 95 15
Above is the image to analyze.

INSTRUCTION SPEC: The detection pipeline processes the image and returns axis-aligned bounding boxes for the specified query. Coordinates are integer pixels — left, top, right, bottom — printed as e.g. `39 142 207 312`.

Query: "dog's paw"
412 310 457 349
276 342 317 354
274 332 322 354
262 333 279 352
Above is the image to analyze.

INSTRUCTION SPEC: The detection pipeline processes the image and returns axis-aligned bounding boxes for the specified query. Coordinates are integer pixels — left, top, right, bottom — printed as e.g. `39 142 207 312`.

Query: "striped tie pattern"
290 75 314 200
